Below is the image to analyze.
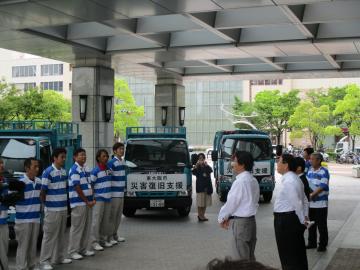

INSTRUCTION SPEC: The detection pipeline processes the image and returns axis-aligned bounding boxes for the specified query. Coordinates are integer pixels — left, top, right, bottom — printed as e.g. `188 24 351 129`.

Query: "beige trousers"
15 223 40 270
68 205 92 255
39 210 67 265
110 197 124 240
0 224 9 270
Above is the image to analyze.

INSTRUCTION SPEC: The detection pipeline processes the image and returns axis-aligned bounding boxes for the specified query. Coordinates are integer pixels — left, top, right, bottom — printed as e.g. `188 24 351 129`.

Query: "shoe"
104 241 113 247
117 237 125 242
61 258 72 264
317 246 327 252
203 217 209 221
93 243 104 251
42 264 53 270
83 250 95 257
306 244 317 249
71 252 83 260
198 216 206 222
110 239 118 245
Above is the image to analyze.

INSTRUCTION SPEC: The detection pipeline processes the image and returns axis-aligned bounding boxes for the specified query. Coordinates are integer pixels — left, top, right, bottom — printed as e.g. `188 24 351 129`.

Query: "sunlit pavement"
7 162 360 270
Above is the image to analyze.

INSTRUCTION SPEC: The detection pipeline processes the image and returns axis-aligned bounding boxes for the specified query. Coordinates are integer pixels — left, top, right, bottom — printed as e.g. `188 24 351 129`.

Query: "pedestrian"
15 158 41 270
192 153 213 221
68 148 96 260
306 152 330 252
0 159 9 270
107 142 126 244
90 149 113 250
274 154 309 270
294 157 311 201
40 148 72 270
218 151 260 261
303 147 314 174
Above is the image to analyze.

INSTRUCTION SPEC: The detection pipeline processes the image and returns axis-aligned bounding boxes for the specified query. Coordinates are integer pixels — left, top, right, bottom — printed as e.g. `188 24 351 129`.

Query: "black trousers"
308 207 328 248
274 212 308 270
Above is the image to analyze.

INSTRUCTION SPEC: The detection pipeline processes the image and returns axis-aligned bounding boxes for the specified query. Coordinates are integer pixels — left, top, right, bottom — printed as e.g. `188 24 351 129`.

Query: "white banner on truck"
127 173 187 192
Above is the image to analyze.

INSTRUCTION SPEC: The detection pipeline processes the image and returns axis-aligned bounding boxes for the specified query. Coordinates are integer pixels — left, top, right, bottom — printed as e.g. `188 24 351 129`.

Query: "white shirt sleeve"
218 180 243 223
283 177 306 224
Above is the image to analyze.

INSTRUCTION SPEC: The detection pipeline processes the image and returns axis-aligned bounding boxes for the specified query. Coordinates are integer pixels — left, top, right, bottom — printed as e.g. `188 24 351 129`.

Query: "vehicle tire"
219 191 228 202
123 207 136 217
177 206 191 217
262 192 273 203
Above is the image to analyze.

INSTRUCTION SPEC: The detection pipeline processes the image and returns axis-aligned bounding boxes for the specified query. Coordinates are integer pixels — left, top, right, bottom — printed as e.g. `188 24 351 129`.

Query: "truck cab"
0 121 81 239
212 129 275 203
123 127 192 217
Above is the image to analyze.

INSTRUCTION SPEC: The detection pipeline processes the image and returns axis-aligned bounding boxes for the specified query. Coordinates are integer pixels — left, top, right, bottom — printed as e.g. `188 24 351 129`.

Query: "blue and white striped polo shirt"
108 157 126 198
41 165 68 211
0 178 8 225
91 166 112 202
68 163 93 208
15 175 41 224
307 166 330 208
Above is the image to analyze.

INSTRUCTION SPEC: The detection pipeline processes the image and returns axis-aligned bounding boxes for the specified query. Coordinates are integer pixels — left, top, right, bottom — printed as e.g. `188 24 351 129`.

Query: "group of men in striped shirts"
0 142 126 270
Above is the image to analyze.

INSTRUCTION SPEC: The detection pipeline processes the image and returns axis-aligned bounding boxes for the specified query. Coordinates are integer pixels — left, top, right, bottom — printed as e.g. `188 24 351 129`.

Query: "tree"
114 79 144 141
254 89 300 144
40 90 71 122
333 84 360 151
0 81 71 122
0 79 20 121
232 96 265 129
289 101 341 149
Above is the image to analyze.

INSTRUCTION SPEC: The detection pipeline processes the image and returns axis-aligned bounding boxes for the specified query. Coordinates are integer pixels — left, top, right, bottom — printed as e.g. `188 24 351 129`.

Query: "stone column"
72 66 114 167
155 72 185 127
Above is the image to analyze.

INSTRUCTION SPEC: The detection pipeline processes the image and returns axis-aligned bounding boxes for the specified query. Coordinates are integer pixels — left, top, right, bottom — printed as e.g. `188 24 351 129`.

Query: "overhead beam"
278 5 314 38
183 13 239 42
198 60 232 72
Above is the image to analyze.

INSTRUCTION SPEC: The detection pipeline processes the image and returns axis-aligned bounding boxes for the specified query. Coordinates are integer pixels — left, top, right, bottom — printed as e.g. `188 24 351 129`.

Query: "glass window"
125 139 190 168
221 138 235 159
235 138 272 161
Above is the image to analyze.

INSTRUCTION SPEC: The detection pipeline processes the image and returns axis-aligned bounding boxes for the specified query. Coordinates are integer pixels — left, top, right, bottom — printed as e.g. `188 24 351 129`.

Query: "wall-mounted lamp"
79 95 88 122
179 107 185 126
103 96 112 122
161 106 168 126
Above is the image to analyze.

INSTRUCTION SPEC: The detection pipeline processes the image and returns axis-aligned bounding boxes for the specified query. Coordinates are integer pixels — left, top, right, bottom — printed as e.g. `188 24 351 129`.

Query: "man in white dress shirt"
274 154 309 270
218 150 260 261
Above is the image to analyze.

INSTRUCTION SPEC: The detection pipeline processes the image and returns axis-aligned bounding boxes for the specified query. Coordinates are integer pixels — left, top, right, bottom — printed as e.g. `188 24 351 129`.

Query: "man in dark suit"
295 157 311 201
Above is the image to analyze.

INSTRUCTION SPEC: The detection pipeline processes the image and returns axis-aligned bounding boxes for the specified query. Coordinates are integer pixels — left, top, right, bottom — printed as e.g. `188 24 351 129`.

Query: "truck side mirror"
276 145 283 157
191 154 198 166
211 150 218 162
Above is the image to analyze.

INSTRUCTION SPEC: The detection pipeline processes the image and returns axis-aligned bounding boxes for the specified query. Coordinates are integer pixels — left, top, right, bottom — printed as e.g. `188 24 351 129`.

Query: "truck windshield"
0 138 36 173
125 139 190 167
222 138 272 161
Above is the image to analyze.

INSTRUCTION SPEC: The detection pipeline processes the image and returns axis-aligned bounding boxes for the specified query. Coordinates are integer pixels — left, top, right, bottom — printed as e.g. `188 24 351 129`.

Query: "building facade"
0 48 72 99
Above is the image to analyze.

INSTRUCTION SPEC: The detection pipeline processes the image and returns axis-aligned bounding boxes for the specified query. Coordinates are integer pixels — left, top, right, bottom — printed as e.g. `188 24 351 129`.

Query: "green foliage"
114 79 144 140
333 84 360 150
0 80 71 122
253 89 300 143
232 96 264 129
289 101 339 149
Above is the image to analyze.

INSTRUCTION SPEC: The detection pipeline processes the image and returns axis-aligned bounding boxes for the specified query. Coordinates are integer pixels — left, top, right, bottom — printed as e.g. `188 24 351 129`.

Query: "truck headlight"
126 191 136 197
178 191 188 196
261 176 274 184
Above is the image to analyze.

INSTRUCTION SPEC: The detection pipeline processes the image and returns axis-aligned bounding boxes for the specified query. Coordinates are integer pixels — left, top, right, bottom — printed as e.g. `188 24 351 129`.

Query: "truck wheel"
123 207 136 217
263 192 273 203
177 206 191 217
219 191 228 202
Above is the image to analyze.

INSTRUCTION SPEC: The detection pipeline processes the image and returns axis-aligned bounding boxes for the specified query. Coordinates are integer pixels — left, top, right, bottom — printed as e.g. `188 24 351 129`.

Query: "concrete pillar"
72 66 114 167
155 72 185 127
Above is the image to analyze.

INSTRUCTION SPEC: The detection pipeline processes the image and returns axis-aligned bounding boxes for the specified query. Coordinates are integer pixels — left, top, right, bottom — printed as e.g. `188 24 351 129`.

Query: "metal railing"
0 121 79 134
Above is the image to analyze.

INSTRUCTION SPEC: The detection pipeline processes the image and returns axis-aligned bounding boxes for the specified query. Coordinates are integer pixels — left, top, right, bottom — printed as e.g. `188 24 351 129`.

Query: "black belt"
229 215 255 219
273 211 295 216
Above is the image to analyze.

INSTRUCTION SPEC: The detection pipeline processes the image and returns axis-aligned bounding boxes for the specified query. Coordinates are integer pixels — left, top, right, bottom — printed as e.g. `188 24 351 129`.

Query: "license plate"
150 200 165 208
